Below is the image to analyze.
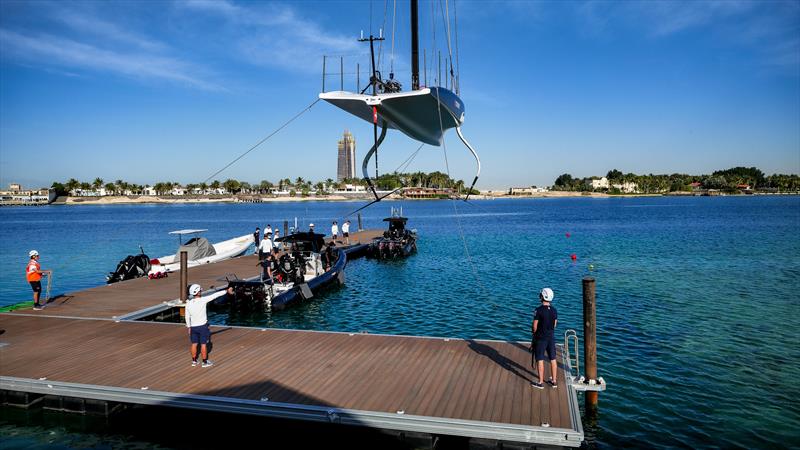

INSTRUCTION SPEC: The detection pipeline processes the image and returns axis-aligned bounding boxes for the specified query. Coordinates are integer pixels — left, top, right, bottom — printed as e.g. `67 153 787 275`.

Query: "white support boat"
148 230 253 276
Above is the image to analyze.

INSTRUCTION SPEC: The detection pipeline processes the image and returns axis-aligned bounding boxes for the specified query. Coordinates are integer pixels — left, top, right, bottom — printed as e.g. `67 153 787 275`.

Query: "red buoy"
571 254 577 261
566 232 571 238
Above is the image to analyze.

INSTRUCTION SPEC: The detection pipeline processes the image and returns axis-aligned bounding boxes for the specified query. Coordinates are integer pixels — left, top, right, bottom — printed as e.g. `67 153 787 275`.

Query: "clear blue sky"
1 0 798 190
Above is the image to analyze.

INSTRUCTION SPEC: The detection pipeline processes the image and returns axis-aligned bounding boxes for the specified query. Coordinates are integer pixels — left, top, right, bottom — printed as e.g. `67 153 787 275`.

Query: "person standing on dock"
531 287 558 389
342 220 351 245
258 232 273 261
26 250 51 310
253 227 261 256
331 221 339 242
186 284 233 368
265 224 272 237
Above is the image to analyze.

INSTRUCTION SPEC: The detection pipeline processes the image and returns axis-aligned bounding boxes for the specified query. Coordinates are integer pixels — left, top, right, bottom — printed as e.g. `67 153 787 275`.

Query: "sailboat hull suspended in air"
319 87 464 146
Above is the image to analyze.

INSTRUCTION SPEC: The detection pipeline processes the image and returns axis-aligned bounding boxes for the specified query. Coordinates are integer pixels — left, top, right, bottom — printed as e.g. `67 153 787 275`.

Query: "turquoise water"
1 197 799 448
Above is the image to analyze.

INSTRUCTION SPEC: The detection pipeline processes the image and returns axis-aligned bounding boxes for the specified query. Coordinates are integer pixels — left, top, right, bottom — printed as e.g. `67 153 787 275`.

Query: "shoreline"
50 191 800 205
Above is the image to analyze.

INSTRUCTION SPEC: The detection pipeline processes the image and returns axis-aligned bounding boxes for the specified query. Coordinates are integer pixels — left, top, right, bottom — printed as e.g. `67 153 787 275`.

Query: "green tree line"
553 167 800 193
49 171 474 197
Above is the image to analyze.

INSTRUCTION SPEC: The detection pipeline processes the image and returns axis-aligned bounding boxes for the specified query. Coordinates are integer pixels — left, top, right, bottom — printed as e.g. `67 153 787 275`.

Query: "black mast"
411 0 420 90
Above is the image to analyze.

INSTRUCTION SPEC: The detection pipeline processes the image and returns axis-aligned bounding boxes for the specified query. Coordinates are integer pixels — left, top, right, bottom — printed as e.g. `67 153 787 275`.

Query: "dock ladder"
563 329 607 392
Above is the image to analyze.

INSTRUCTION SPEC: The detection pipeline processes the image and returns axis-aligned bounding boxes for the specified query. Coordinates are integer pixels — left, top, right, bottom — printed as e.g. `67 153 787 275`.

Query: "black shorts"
343 232 349 237
533 337 556 362
30 281 42 293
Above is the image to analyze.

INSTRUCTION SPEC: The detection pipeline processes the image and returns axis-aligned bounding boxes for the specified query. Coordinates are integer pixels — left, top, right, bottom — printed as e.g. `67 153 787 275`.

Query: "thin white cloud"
0 29 223 91
50 8 166 52
179 0 359 73
576 0 799 73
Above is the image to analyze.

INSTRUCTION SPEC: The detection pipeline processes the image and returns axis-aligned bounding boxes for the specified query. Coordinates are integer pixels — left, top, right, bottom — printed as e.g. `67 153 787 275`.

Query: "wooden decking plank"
277 332 369 406
303 334 393 408
364 338 432 412
415 339 472 418
321 334 402 409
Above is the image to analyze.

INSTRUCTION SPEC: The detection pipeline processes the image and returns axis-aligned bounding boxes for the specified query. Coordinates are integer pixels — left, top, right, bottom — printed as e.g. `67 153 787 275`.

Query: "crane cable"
202 98 320 184
432 68 493 306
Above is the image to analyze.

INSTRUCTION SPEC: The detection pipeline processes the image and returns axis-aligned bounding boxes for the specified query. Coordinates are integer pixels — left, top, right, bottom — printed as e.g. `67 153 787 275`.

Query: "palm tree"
210 180 221 192
104 183 116 195
65 178 80 196
92 177 103 191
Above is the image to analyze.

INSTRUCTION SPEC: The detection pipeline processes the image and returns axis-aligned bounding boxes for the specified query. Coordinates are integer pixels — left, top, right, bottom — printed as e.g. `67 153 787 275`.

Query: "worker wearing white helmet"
531 287 558 390
26 250 51 310
185 283 234 368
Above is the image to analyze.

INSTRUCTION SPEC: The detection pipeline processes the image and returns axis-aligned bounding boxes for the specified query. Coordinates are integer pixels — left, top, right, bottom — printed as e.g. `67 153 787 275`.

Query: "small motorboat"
227 232 346 311
148 229 253 277
366 209 417 259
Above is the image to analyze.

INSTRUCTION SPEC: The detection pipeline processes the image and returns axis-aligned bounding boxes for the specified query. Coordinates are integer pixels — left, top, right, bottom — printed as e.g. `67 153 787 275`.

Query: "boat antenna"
411 0 420 90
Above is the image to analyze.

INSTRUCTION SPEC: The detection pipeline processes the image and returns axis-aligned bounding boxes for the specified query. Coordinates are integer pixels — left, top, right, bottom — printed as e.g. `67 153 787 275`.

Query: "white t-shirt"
265 226 272 236
185 290 228 327
259 238 273 253
342 222 350 234
331 224 339 236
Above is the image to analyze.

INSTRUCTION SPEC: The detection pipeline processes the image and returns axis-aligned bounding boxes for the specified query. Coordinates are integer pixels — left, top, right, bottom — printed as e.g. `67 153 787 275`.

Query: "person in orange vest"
26 250 51 310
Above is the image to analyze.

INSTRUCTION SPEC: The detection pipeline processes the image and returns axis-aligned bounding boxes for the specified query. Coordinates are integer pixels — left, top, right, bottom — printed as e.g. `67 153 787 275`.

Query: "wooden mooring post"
582 276 598 413
180 251 188 302
357 213 363 232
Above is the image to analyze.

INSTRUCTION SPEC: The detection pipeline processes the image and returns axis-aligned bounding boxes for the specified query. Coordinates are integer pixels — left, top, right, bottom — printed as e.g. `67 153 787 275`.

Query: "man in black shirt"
531 287 558 389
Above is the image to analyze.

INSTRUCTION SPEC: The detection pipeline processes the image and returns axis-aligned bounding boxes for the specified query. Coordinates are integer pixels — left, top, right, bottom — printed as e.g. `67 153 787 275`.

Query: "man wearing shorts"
531 287 558 389
342 220 350 245
26 250 50 310
185 284 233 367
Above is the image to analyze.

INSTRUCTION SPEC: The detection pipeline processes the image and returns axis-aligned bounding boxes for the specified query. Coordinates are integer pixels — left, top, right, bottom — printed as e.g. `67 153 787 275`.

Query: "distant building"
0 184 55 204
589 177 609 190
337 130 356 182
611 182 638 193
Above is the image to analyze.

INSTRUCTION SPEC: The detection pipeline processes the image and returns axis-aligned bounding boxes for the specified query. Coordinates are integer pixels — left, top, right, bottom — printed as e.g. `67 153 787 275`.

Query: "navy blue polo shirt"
533 304 558 339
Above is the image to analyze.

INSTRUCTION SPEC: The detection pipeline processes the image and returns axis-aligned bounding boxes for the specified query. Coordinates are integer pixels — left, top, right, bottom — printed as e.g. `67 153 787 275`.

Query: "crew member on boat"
253 227 261 256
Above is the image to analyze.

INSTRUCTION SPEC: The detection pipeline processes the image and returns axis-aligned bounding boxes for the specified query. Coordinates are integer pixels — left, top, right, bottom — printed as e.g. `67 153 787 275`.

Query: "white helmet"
540 287 554 302
189 284 202 296
29 250 39 257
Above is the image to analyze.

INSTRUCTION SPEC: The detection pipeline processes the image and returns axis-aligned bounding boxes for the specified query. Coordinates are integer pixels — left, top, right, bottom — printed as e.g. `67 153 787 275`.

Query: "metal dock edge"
1 375 583 446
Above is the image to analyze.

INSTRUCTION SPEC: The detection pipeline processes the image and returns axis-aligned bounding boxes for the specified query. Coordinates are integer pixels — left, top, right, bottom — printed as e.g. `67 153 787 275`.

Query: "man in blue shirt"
531 287 558 389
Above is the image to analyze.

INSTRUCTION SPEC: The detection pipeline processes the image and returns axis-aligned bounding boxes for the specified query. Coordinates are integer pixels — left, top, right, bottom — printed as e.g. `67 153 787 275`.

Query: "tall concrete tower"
337 130 356 182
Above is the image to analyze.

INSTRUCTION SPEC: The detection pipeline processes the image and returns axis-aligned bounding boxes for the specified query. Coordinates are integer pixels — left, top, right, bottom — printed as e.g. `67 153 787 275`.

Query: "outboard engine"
107 248 151 284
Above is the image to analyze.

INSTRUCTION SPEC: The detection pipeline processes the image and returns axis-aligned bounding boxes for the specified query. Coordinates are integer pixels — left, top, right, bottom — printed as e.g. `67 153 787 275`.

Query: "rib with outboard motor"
226 232 346 312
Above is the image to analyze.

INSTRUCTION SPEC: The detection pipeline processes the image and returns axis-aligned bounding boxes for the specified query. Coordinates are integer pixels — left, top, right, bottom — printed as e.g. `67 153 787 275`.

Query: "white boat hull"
149 234 253 275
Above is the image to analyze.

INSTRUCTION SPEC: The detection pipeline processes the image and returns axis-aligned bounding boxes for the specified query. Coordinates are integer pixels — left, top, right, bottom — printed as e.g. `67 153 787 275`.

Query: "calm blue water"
1 197 799 449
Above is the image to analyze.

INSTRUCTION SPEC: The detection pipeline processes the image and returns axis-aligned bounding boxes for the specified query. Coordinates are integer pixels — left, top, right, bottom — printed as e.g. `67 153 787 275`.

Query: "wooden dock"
0 229 583 447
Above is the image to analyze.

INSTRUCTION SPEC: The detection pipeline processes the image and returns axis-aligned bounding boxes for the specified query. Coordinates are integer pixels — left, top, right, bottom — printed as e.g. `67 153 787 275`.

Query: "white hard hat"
309 223 314 227
540 287 554 302
189 284 202 296
29 250 39 257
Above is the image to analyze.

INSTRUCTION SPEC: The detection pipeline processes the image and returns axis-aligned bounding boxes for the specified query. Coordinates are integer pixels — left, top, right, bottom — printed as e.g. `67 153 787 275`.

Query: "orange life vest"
26 259 41 282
